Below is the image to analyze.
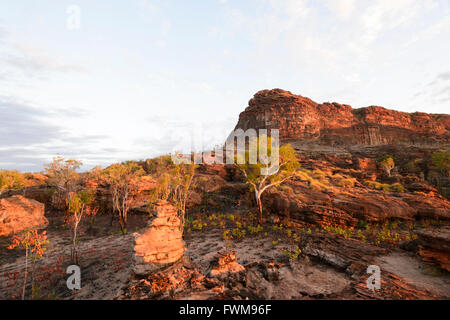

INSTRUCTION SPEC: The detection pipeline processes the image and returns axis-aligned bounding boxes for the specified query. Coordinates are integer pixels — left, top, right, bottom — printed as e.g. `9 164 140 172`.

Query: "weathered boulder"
353 157 377 173
415 226 450 272
0 195 48 237
132 200 186 276
263 188 358 227
208 250 245 280
262 175 450 227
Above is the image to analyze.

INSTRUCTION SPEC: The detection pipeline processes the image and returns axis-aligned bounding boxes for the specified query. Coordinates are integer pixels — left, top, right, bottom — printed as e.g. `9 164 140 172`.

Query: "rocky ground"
2 209 447 300
0 215 146 300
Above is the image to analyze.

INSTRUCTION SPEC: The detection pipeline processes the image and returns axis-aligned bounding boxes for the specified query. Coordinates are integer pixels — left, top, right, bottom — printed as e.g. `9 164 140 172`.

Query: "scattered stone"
208 250 245 280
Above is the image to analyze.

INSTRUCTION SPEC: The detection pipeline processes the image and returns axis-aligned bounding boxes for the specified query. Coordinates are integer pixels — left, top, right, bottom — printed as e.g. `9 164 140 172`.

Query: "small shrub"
432 150 450 176
222 230 231 240
364 181 405 193
282 246 302 261
232 228 246 239
247 224 263 235
357 220 368 229
388 183 405 193
338 178 356 188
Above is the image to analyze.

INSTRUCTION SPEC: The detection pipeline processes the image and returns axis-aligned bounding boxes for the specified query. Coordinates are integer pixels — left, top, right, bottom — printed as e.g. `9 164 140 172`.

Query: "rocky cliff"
234 89 450 146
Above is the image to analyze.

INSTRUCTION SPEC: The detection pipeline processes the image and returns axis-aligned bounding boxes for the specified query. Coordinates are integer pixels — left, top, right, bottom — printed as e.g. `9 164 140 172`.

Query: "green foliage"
286 228 292 238
68 189 96 215
282 246 302 261
312 169 327 178
68 188 97 264
192 219 206 231
357 220 368 229
102 162 145 231
377 155 395 176
0 169 27 195
389 183 405 193
146 155 196 231
234 135 300 224
44 156 82 196
222 230 232 240
364 181 405 192
309 179 329 191
247 224 263 235
8 230 49 300
32 286 58 300
432 150 450 176
323 225 353 239
272 224 284 231
337 177 356 188
356 229 367 242
404 160 422 174
232 228 246 239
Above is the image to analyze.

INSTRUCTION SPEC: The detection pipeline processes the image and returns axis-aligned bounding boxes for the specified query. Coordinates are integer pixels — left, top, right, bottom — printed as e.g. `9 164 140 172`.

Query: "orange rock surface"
0 195 48 236
132 200 185 276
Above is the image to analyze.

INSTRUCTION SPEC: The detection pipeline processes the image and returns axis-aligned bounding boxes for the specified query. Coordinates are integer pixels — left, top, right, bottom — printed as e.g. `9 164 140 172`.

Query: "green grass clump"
247 224 263 235
338 178 357 188
232 228 246 239
364 181 405 193
282 246 302 261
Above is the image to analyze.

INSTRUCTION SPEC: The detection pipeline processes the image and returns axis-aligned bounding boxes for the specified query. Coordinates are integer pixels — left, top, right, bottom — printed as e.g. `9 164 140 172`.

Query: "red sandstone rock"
234 89 450 146
208 250 245 280
0 195 48 236
415 226 450 272
132 200 186 276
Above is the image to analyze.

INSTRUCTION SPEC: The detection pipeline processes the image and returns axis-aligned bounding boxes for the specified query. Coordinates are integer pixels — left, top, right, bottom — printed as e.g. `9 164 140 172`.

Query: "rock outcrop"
0 195 48 237
416 226 450 272
132 200 186 276
234 89 450 146
207 250 245 280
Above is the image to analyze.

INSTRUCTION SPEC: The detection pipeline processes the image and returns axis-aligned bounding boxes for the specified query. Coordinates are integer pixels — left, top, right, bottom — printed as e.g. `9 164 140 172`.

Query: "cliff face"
234 89 450 146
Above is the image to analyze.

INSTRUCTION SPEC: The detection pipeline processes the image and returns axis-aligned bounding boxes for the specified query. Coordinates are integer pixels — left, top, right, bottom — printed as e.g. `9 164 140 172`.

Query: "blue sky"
1 0 449 171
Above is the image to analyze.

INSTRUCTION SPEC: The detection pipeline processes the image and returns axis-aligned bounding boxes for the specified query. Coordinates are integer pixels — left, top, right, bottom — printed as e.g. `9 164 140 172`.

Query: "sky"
0 0 449 172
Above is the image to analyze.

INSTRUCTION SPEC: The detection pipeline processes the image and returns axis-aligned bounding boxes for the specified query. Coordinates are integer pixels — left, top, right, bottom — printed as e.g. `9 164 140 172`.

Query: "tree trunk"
110 212 115 226
31 257 35 299
22 248 28 300
119 213 126 232
255 190 263 225
72 223 78 264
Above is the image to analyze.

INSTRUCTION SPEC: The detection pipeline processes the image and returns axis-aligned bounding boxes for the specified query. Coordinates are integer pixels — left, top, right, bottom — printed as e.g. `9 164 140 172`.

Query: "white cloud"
325 0 356 20
4 42 86 73
359 0 437 45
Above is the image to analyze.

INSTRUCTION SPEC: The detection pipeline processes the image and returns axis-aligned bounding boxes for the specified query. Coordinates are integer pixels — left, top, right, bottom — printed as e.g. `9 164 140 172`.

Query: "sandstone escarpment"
234 89 450 146
132 200 186 276
0 195 48 237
